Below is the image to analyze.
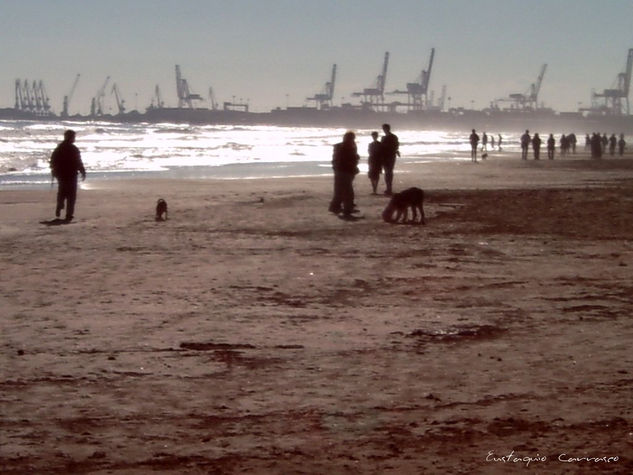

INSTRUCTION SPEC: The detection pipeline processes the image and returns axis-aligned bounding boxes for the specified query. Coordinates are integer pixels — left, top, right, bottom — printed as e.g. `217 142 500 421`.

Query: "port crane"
14 79 52 115
307 64 337 109
352 52 389 110
111 83 126 114
208 87 218 110
150 85 164 109
62 74 80 118
590 48 633 115
497 64 547 111
391 48 435 111
175 65 202 109
90 76 110 116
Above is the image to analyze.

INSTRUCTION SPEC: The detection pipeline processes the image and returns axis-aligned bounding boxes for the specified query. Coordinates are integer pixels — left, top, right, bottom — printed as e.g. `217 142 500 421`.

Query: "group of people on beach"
587 132 626 159
468 130 503 162
518 130 626 160
328 123 400 219
48 126 628 223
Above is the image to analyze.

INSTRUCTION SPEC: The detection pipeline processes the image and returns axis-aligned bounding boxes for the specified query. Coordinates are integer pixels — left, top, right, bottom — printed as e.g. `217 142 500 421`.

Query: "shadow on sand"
40 218 72 226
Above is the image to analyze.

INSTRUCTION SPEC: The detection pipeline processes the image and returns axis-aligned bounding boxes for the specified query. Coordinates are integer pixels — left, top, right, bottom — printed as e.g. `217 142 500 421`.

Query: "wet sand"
1 152 633 474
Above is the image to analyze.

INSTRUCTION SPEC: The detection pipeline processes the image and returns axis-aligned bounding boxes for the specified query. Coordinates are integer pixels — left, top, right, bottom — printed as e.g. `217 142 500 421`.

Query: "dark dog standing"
155 198 168 221
382 187 425 224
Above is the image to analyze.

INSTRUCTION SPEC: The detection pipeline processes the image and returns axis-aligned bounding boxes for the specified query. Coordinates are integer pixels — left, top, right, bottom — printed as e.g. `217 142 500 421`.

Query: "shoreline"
1 156 632 473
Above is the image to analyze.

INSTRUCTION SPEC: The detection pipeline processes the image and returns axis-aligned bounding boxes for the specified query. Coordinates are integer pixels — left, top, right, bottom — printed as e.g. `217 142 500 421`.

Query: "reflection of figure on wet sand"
367 131 382 194
49 129 86 222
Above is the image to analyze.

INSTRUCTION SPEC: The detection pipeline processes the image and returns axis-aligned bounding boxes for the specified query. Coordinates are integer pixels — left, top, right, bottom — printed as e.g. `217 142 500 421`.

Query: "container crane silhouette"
591 48 633 115
62 74 80 118
352 52 389 110
307 64 336 110
496 64 547 111
391 48 435 111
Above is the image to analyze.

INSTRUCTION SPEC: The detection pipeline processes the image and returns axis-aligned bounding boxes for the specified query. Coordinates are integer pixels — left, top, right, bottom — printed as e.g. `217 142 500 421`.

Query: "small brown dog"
155 198 168 221
382 187 425 224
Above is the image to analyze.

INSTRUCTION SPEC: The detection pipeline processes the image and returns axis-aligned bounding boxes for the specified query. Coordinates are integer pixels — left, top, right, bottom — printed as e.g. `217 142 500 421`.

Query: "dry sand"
1 152 633 474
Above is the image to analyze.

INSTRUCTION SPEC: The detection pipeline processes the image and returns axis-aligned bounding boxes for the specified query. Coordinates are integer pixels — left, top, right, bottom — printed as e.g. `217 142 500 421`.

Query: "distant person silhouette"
585 134 591 150
481 132 488 152
601 134 608 153
532 133 542 160
591 132 602 159
380 123 400 195
560 134 568 156
329 131 360 218
609 134 617 156
50 130 86 222
469 129 480 162
490 134 496 149
498 134 503 151
569 133 577 154
520 130 531 160
547 133 555 160
367 131 382 194
618 134 626 156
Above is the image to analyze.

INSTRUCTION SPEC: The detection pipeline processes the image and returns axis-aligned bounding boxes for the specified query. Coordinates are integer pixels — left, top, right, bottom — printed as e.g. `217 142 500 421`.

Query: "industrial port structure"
3 48 633 132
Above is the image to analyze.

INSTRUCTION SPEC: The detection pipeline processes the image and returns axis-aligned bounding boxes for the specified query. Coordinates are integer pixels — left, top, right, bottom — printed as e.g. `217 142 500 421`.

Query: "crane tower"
591 48 633 115
391 48 435 111
497 64 547 111
307 64 337 109
175 65 203 109
352 52 389 110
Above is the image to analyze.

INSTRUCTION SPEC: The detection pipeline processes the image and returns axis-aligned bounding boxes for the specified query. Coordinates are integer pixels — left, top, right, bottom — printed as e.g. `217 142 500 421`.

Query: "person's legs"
55 185 65 217
65 180 77 220
329 172 343 213
383 158 395 194
341 173 355 215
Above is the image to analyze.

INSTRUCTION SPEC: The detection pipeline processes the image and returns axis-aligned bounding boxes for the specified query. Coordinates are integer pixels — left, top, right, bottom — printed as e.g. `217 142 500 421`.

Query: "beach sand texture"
2 154 633 473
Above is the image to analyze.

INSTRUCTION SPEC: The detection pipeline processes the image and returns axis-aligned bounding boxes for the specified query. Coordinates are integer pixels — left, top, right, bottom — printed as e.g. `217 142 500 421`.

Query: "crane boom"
62 74 80 117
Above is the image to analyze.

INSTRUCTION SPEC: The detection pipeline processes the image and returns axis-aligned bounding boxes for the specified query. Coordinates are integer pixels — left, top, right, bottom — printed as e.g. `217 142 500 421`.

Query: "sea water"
0 120 520 188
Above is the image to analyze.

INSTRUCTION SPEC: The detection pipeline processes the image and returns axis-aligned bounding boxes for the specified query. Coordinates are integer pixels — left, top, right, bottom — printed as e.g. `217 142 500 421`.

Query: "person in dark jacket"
329 131 359 218
380 123 400 195
367 131 382 194
532 133 542 160
547 133 556 159
50 130 86 221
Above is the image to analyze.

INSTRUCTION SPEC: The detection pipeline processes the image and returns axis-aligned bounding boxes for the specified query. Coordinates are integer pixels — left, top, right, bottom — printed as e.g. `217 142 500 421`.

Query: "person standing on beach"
569 133 577 154
520 130 531 160
380 123 399 195
50 129 86 222
547 133 555 160
532 133 542 160
609 134 617 156
469 129 480 162
498 134 503 151
329 131 360 219
481 132 488 152
618 134 626 156
367 131 382 194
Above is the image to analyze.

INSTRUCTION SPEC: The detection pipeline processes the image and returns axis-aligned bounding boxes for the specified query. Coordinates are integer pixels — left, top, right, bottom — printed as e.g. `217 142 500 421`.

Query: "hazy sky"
2 0 632 115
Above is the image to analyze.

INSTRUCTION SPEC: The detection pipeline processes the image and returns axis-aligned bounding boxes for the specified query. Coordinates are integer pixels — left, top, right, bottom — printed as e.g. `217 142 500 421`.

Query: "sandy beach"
1 152 633 474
